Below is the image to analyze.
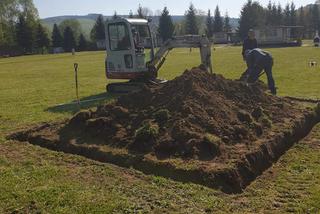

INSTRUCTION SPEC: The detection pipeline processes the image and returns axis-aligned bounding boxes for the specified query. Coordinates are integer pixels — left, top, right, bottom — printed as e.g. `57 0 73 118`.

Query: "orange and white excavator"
105 17 213 93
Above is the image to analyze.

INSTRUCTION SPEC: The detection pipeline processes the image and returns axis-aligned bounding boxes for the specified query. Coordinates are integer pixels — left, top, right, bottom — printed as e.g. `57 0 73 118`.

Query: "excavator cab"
105 18 156 82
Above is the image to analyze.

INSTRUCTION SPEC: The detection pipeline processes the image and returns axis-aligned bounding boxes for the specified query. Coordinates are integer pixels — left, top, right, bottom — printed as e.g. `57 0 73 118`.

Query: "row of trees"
239 0 320 38
16 16 90 53
157 1 320 40
164 1 320 40
0 0 93 55
1 1 320 56
120 1 319 42
51 23 88 52
0 0 49 54
15 15 49 53
205 7 231 38
51 5 154 51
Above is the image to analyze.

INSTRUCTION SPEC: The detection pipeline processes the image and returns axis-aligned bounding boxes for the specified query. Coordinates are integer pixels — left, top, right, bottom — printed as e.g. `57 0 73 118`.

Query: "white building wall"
255 28 285 45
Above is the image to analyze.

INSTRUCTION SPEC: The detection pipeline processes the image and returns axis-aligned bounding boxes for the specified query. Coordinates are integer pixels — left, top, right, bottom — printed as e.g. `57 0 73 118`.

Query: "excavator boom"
149 35 213 73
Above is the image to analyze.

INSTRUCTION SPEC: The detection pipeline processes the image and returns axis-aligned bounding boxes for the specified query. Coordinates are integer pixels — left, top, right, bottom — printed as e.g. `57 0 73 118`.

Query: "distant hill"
41 16 96 39
41 14 239 39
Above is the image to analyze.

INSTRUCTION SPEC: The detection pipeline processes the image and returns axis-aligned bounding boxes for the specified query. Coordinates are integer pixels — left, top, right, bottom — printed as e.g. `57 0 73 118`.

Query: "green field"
1 45 320 213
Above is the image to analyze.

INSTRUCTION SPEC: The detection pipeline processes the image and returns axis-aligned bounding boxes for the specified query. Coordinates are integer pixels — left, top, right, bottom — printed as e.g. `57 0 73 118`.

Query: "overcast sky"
34 0 315 18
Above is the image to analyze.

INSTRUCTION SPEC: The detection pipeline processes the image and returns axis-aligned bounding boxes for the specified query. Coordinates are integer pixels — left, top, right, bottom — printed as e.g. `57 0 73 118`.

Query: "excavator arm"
148 35 213 73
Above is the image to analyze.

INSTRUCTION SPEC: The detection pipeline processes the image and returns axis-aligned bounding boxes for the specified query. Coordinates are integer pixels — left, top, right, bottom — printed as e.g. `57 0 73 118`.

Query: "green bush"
237 110 253 123
202 133 222 157
135 122 159 142
204 133 221 145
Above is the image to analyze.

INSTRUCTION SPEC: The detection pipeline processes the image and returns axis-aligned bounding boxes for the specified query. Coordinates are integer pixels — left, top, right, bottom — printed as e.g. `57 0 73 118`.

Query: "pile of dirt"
61 67 300 161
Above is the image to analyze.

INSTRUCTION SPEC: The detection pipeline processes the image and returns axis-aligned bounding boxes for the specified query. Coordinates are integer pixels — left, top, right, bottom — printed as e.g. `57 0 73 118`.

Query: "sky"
34 0 315 18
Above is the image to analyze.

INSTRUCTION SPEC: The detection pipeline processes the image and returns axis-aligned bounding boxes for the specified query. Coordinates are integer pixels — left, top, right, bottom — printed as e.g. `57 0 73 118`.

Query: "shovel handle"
74 63 80 106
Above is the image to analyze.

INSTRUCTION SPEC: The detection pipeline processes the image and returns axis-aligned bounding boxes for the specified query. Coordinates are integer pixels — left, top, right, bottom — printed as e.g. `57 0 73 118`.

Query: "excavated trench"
9 68 320 194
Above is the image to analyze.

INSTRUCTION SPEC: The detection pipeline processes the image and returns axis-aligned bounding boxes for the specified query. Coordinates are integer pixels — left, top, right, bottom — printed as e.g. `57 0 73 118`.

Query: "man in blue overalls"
242 48 277 95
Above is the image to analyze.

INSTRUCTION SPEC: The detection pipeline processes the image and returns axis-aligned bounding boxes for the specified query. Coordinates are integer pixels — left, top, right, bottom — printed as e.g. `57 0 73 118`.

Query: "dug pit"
10 68 320 193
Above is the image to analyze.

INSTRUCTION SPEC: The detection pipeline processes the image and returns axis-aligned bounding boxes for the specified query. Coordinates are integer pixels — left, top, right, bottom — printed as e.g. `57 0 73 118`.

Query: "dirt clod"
110 106 130 119
238 110 253 123
252 107 264 120
69 110 92 125
260 117 273 128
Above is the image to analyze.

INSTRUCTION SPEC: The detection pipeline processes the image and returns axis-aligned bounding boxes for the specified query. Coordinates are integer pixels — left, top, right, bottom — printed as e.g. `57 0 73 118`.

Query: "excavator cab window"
108 23 132 51
131 27 143 53
132 24 153 63
132 25 152 49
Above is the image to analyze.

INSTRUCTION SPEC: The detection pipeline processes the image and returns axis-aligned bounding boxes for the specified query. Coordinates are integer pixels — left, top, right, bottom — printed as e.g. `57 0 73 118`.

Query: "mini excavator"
105 18 213 93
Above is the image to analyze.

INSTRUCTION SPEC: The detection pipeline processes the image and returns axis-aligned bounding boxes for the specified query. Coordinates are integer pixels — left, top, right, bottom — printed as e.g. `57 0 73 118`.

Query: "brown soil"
10 67 320 193
63 68 304 159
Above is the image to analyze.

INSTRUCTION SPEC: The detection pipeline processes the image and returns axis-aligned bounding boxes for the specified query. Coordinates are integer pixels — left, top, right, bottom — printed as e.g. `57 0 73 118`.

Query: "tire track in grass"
268 124 320 213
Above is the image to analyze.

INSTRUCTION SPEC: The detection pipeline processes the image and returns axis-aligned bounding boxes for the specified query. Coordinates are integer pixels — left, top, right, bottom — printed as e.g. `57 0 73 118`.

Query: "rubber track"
285 96 320 104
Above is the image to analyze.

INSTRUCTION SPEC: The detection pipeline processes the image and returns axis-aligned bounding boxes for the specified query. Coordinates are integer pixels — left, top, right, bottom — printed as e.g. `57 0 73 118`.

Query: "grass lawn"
0 45 320 213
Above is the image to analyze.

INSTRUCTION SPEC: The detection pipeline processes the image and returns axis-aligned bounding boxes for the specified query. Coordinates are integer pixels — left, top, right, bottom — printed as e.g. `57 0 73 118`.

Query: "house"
254 26 303 46
53 47 64 54
212 31 241 44
213 32 230 44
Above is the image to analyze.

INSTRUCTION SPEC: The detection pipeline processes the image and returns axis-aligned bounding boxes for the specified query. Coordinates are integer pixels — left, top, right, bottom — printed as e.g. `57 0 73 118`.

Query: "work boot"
270 87 277 95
